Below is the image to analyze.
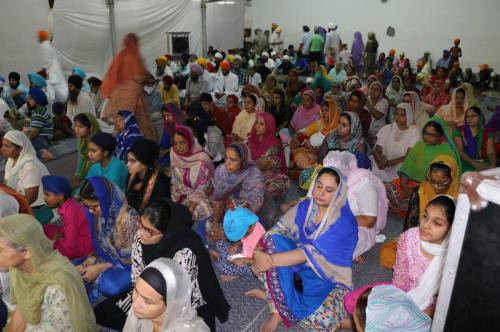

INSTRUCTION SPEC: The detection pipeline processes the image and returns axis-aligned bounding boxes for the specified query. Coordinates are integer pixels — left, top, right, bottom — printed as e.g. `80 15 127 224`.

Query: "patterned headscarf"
84 176 137 269
115 110 143 161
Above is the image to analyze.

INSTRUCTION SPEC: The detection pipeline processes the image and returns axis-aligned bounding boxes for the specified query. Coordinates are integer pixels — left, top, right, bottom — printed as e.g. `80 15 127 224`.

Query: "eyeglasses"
423 131 441 138
139 219 163 238
426 176 451 188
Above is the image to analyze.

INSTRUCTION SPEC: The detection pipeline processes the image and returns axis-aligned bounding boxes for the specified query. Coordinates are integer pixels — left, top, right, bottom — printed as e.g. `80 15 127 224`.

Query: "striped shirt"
29 106 53 140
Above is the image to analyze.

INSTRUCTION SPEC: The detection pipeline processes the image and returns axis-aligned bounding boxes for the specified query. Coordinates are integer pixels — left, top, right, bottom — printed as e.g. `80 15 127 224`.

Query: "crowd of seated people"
0 24 498 332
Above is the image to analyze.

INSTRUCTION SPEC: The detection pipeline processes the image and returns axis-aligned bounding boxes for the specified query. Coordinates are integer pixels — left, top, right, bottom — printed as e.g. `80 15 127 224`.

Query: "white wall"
52 0 203 77
207 0 246 51
251 0 500 71
0 0 50 83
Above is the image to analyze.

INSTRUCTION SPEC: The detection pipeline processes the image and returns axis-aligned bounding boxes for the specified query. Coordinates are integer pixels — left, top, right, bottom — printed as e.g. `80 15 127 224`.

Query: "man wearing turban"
185 64 210 106
212 60 239 107
66 74 96 120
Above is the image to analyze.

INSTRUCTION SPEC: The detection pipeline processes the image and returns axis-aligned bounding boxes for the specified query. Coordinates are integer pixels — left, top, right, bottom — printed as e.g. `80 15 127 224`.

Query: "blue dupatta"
263 167 358 325
84 176 134 269
115 110 143 161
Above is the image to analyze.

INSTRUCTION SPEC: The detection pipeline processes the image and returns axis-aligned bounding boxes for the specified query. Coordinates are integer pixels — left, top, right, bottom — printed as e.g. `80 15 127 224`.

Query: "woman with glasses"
94 198 229 332
77 176 140 305
385 116 460 217
125 138 170 213
404 155 459 230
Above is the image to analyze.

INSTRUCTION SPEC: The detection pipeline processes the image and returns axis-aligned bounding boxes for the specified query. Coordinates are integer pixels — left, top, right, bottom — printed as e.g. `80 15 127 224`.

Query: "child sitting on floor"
212 207 266 281
42 175 94 260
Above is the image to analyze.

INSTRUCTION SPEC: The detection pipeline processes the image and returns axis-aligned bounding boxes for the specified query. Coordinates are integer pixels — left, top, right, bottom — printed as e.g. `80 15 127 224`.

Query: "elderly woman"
324 151 388 263
125 138 170 213
290 90 321 133
1 130 50 221
211 143 266 232
170 126 214 223
123 258 210 332
371 103 421 182
0 214 96 331
78 176 140 304
318 112 371 169
249 167 358 331
232 93 259 141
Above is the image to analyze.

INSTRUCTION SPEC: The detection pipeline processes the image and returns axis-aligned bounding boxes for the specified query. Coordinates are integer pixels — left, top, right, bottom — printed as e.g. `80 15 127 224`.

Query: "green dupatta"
0 214 96 331
75 113 101 178
399 116 461 182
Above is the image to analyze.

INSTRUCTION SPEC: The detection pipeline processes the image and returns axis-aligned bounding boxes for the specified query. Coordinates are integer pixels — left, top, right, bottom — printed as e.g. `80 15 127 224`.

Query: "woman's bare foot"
354 254 366 264
245 288 267 301
220 275 239 282
260 313 282 332
209 250 220 261
41 149 55 161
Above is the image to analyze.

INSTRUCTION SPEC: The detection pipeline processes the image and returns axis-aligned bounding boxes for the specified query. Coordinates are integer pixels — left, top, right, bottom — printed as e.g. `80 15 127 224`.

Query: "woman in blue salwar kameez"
251 166 358 331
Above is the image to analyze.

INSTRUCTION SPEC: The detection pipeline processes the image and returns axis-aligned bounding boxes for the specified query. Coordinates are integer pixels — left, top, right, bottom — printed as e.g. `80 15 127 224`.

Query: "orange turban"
389 48 396 57
480 64 489 71
220 60 231 71
38 30 49 41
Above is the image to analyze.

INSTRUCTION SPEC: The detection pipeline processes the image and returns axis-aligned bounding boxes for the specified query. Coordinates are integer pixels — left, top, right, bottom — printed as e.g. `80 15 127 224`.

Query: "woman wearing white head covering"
323 151 388 262
123 258 210 332
371 103 421 182
2 130 50 209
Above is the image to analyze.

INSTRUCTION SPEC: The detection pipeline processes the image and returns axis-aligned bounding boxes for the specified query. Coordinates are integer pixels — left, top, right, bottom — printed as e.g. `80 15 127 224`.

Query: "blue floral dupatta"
84 176 134 269
262 167 358 326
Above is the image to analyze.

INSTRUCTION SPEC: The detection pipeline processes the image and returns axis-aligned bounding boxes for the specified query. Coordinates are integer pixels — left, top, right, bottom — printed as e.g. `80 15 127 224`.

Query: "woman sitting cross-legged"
371 103 421 182
77 176 140 305
125 138 170 213
248 167 358 332
123 258 210 332
453 106 496 172
318 111 371 169
248 112 290 199
1 130 51 223
210 143 266 238
291 98 341 152
94 198 229 332
0 214 96 331
170 125 214 224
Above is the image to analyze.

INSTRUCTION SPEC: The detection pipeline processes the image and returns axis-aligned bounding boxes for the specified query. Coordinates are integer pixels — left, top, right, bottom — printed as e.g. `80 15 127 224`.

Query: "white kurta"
66 92 96 121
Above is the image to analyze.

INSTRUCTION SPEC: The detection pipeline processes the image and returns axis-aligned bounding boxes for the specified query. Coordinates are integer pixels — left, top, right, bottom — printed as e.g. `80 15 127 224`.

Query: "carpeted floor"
213 183 402 332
